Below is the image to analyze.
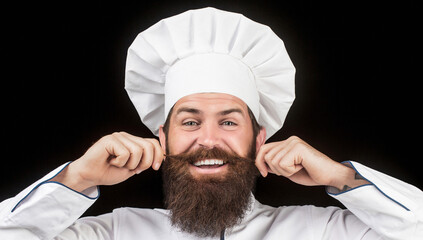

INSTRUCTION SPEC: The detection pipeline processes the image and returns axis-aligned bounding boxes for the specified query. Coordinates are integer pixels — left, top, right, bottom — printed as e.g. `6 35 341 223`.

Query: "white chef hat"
125 7 295 139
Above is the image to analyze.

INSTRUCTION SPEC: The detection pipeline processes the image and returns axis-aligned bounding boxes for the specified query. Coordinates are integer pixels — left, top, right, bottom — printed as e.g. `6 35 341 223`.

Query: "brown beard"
162 147 260 237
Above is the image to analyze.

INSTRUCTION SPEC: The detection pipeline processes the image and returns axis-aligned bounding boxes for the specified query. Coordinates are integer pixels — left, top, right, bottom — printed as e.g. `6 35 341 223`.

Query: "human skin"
52 93 368 192
159 93 265 179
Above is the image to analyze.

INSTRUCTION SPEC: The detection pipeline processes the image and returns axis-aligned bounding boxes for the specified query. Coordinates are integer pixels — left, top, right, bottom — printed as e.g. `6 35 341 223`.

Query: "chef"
0 7 422 240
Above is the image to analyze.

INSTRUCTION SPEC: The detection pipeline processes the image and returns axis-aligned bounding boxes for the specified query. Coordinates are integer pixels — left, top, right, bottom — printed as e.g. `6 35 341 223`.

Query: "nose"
196 122 221 149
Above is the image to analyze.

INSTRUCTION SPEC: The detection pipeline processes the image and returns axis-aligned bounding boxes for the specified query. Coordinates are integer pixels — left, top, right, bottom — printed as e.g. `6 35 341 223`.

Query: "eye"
221 121 237 126
183 121 199 126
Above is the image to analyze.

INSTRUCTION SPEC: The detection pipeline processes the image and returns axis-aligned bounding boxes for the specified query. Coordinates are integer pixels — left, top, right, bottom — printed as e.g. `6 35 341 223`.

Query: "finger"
270 137 304 170
267 167 275 175
145 138 164 170
268 156 287 177
134 140 155 173
118 132 155 173
268 140 294 163
258 142 287 176
276 150 304 177
105 136 131 168
266 150 290 176
255 144 273 177
257 140 292 177
111 132 143 170
263 141 287 163
268 144 298 176
264 136 301 164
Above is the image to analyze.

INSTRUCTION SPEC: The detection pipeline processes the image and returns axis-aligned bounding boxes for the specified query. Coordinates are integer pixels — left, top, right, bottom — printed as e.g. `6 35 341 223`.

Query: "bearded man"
0 7 422 240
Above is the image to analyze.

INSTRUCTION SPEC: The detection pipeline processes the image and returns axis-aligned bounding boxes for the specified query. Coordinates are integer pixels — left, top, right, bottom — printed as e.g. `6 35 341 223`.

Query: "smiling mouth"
191 159 227 169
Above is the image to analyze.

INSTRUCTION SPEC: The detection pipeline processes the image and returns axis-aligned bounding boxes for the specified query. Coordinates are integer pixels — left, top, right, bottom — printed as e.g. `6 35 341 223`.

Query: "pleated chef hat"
125 7 295 139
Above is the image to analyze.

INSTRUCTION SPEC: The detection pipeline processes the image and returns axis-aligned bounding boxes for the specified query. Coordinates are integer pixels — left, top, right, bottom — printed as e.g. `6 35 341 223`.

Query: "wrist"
50 161 95 192
328 162 370 191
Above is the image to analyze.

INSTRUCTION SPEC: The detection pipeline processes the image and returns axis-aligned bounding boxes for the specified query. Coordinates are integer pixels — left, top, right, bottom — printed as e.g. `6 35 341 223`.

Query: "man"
0 7 422 240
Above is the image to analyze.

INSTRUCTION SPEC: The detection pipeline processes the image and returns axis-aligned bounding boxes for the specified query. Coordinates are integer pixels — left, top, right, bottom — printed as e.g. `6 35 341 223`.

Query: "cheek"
167 129 195 154
221 131 253 158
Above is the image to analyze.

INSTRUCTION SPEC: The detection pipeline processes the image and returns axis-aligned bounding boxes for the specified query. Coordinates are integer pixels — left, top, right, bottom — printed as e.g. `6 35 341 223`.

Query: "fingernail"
154 163 161 170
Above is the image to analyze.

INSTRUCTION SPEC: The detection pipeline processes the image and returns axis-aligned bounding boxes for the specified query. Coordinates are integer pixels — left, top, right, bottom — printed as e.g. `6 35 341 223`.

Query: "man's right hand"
51 132 164 192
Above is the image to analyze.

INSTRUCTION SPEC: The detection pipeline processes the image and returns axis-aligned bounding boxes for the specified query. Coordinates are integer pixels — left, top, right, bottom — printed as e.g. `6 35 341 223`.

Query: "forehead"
172 93 249 113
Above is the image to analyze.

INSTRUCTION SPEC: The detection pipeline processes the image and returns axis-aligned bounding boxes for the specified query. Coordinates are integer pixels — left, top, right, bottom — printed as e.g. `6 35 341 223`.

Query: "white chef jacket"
0 161 422 240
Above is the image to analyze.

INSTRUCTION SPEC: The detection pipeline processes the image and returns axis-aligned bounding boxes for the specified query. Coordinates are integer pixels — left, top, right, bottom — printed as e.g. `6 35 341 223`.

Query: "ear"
255 127 266 155
158 125 167 154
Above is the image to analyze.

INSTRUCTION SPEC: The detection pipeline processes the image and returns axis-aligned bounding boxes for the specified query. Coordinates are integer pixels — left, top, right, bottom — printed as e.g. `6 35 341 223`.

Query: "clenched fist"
52 132 164 192
255 136 369 190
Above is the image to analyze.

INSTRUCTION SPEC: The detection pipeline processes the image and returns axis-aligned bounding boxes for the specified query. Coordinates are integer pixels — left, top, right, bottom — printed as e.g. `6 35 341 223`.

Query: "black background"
2 0 420 217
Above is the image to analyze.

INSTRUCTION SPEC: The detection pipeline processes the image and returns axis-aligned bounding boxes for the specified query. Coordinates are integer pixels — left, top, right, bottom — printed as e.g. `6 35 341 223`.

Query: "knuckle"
267 142 279 148
292 142 306 152
130 146 143 157
264 154 272 162
120 150 131 159
277 158 291 169
289 135 301 143
100 134 114 142
148 138 160 145
260 143 272 152
270 158 280 166
108 132 121 141
278 161 288 171
111 132 121 137
144 140 154 150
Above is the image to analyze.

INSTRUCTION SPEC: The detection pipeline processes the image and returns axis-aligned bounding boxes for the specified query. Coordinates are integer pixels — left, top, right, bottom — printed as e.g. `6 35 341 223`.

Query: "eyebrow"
176 107 202 115
218 108 244 116
175 107 244 117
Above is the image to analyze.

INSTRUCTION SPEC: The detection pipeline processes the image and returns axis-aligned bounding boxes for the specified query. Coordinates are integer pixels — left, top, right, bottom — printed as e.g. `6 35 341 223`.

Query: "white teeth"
193 159 224 166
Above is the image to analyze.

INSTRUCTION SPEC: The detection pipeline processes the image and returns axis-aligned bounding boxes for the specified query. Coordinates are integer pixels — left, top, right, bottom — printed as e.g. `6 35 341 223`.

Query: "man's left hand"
255 136 366 190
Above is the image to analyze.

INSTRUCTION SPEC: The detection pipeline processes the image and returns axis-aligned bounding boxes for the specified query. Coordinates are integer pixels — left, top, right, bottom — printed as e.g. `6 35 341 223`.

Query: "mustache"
165 147 254 165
